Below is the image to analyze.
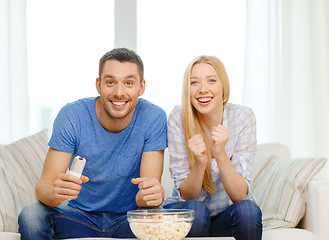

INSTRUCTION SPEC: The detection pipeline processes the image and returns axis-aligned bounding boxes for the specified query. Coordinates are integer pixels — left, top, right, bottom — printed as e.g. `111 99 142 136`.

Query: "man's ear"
139 79 146 96
96 77 101 94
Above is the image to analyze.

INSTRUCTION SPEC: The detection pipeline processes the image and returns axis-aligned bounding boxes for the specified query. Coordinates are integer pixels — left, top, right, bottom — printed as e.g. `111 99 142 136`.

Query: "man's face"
96 60 145 121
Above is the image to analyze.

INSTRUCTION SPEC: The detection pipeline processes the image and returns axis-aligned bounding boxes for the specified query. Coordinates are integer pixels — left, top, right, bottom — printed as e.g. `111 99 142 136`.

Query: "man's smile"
110 100 128 108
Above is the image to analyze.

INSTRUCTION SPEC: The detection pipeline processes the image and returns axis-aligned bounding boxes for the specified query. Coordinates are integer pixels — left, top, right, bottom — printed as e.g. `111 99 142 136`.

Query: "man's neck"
95 98 135 133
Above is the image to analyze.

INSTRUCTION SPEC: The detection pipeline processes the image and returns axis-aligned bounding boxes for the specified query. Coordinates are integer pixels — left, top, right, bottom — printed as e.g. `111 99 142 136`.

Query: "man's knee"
18 202 53 230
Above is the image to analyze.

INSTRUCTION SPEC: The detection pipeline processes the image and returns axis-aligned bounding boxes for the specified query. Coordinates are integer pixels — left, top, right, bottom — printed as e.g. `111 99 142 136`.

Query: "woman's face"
189 63 223 116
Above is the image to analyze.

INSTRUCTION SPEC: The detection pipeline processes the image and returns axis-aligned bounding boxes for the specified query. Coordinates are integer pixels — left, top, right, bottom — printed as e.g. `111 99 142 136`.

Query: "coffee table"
65 238 235 240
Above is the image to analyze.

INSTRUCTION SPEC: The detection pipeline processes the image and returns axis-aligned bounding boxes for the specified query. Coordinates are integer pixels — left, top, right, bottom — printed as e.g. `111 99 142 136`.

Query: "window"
27 0 246 133
137 0 246 115
27 0 114 133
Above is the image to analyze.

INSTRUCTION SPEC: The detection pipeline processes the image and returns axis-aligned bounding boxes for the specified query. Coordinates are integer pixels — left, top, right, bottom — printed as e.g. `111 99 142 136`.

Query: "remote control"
68 156 86 178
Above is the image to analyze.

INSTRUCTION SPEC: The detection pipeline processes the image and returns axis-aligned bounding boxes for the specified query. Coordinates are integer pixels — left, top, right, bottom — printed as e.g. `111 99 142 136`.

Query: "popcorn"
129 214 192 240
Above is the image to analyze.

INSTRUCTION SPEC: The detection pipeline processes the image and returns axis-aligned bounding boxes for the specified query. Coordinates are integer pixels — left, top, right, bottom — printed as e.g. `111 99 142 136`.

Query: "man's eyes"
105 81 134 86
125 81 134 86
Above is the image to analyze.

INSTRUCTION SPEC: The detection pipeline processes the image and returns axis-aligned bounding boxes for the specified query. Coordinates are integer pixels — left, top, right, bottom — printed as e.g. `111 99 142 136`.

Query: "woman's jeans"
163 199 263 240
18 202 134 240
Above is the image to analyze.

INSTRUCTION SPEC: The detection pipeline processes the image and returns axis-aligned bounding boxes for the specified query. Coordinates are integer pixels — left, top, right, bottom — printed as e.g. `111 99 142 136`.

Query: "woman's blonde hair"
181 55 230 194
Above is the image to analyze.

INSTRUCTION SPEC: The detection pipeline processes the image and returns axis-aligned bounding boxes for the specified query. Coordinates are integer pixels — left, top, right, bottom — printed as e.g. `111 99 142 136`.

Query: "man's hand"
131 177 164 207
188 134 208 164
50 173 89 203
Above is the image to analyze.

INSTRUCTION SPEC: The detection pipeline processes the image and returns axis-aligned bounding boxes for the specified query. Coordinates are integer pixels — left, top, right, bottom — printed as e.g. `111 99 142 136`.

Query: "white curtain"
244 0 329 177
0 0 29 144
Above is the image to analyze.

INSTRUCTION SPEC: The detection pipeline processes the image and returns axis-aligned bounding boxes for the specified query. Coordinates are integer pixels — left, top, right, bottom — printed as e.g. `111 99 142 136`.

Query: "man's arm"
131 150 164 207
35 147 89 207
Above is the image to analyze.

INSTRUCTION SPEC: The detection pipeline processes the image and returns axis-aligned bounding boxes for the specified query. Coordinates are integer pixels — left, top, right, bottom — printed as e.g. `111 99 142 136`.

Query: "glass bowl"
127 209 194 240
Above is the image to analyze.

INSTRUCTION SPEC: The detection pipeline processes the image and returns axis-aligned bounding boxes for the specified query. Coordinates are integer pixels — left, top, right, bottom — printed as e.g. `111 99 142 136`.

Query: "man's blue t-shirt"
48 97 167 213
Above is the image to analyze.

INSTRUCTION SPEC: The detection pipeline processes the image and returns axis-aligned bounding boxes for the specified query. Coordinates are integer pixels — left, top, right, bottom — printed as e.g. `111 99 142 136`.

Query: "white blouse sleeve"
167 106 191 191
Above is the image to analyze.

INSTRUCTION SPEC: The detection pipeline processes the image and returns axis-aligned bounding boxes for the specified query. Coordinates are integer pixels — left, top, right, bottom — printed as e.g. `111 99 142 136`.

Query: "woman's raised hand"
211 124 231 158
188 134 208 164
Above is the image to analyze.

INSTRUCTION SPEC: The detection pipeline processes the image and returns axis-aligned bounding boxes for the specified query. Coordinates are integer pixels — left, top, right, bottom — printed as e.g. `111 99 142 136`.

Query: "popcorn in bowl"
127 209 194 240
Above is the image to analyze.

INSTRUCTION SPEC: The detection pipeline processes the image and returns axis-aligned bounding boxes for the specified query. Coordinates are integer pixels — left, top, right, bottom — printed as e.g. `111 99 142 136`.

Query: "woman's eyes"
190 79 216 85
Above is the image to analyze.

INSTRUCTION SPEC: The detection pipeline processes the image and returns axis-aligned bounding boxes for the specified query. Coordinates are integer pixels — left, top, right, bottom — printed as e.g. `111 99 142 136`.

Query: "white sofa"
247 143 329 240
0 130 328 240
162 143 329 240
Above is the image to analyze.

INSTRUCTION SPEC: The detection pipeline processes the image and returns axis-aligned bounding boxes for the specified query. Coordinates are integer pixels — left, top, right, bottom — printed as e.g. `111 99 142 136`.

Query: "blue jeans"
18 202 135 240
163 199 262 240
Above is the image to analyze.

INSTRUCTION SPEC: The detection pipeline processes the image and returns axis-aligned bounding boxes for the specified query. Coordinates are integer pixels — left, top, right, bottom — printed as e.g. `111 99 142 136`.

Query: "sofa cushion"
262 228 317 240
0 232 20 240
0 129 48 232
251 155 327 230
252 143 290 180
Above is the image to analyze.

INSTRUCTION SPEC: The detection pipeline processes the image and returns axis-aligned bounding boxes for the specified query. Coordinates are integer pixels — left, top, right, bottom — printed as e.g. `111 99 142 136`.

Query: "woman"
163 55 262 240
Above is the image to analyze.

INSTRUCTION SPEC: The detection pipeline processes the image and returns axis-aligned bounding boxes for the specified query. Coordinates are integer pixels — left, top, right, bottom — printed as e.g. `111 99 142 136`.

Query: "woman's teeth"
198 97 212 102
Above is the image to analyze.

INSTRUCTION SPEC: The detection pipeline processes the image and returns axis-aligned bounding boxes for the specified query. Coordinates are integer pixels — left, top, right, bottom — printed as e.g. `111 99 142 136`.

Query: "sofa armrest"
162 149 174 198
301 179 329 240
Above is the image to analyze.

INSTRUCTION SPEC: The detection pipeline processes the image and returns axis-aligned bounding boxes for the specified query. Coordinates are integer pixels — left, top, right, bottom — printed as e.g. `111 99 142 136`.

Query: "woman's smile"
196 97 213 106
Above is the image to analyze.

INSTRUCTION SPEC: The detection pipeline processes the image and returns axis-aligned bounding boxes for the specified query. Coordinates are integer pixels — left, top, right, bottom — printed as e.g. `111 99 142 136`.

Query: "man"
18 48 167 239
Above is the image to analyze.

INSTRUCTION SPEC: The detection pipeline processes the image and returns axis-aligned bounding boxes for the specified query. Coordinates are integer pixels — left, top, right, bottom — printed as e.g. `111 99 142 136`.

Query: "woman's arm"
179 134 208 200
167 106 206 200
211 108 256 202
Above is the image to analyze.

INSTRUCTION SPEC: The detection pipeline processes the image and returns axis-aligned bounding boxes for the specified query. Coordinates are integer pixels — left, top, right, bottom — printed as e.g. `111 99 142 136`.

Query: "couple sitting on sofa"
18 48 262 240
